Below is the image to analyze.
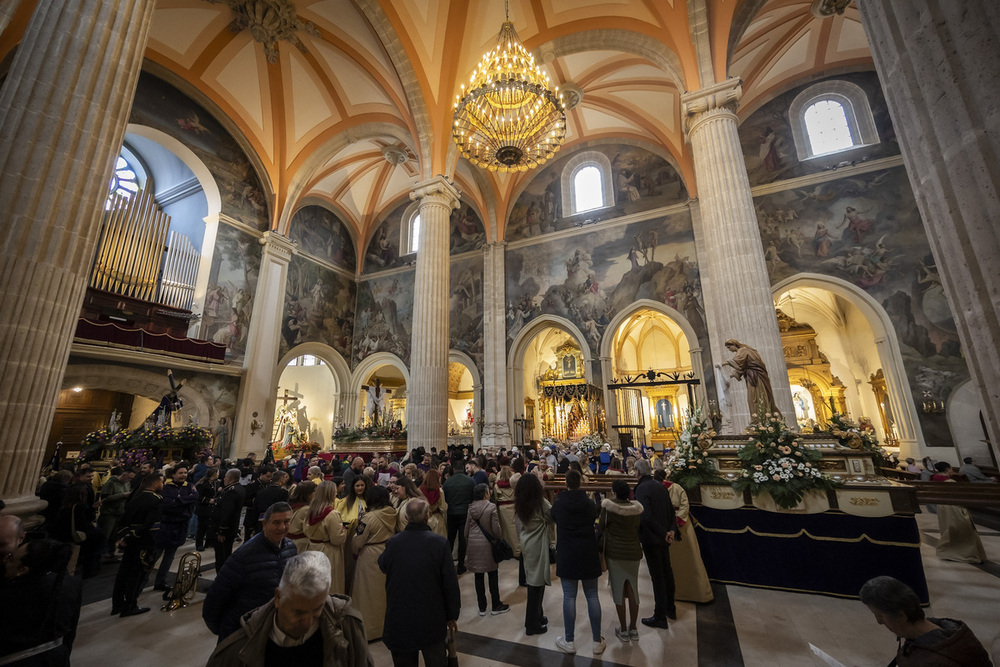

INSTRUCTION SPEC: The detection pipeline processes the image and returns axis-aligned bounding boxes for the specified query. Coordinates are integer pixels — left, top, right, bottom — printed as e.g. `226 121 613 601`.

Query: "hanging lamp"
452 1 566 172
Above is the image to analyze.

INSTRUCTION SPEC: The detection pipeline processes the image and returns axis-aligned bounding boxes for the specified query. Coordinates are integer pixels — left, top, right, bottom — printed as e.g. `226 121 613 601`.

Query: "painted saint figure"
722 339 778 418
838 206 875 243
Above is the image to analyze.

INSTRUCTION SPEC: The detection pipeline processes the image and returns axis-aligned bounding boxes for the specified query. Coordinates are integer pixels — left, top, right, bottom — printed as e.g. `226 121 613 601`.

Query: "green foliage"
732 411 840 509
825 413 890 469
668 408 727 490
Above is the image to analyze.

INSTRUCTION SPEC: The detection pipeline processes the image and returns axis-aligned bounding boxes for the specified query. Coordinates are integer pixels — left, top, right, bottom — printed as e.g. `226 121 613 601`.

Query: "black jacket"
116 489 163 550
0 570 82 665
633 476 676 546
254 484 290 517
202 532 297 640
379 523 461 652
551 489 602 580
896 617 992 666
209 482 245 540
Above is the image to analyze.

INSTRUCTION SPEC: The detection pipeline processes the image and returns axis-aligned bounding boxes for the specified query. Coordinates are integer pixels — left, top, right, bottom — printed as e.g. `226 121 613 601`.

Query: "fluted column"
682 79 794 433
857 0 1000 458
0 0 155 518
0 1 22 35
408 177 460 453
481 241 512 449
232 232 296 458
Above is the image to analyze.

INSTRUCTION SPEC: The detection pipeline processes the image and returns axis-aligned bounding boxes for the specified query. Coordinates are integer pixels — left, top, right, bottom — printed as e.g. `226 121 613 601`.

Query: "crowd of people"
0 440 994 666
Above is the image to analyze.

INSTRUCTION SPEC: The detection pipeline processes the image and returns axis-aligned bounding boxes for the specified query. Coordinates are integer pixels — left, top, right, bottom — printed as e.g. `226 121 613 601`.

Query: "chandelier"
452 9 566 172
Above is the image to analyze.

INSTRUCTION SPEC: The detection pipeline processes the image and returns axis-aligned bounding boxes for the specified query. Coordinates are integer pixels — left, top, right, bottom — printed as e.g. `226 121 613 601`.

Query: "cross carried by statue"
361 378 391 427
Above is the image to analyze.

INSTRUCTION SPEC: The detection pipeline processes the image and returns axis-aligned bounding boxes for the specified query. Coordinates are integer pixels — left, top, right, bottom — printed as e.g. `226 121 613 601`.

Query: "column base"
480 422 512 450
1 494 48 528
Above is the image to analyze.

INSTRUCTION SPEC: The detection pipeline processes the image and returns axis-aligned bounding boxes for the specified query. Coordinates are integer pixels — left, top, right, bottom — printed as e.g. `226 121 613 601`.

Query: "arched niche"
350 352 410 427
272 343 352 448
448 350 482 450
772 273 927 459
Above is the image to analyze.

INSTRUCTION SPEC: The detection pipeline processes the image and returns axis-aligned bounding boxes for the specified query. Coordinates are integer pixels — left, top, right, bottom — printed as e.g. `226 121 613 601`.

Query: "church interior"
1 0 998 665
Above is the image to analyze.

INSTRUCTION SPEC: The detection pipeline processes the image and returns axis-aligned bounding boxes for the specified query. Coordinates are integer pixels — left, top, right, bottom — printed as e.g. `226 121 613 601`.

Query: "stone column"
0 0 155 518
682 79 794 433
599 355 619 448
408 177 460 453
0 0 22 36
232 232 296 458
857 0 1000 457
481 241 512 450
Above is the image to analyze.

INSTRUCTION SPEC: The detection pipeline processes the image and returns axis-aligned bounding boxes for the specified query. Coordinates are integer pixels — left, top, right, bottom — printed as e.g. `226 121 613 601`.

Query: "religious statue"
214 417 231 453
108 409 122 434
721 338 778 419
275 404 299 446
361 378 390 427
149 369 184 427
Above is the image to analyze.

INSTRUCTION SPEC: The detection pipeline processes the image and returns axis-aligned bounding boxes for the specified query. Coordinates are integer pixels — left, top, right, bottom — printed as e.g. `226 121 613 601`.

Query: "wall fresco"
129 72 269 231
450 200 487 254
450 254 485 372
363 201 407 274
507 144 688 242
289 205 356 272
353 271 415 366
200 224 261 362
280 254 356 362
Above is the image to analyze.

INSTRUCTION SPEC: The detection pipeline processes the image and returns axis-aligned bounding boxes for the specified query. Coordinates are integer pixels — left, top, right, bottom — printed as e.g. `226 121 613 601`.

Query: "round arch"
449 350 482 450
273 342 352 425
60 365 215 429
772 273 925 455
350 352 410 427
125 124 222 216
507 314 593 430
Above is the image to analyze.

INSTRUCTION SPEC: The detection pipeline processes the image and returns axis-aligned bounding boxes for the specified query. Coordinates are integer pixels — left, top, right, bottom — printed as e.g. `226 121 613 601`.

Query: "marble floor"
71 510 1000 666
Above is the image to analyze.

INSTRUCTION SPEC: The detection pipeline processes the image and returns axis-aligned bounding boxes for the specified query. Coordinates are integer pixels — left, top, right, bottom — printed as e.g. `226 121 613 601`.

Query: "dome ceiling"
1 0 875 257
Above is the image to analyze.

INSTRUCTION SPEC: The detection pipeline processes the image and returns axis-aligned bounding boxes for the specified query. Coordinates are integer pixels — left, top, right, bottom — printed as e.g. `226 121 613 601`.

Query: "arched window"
107 153 141 209
561 151 614 217
803 99 854 156
573 165 604 213
788 81 879 161
398 205 421 256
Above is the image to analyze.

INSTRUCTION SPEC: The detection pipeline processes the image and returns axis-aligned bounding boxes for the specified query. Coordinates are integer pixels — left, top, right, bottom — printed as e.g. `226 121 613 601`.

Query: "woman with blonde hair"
419 467 448 537
287 480 315 554
303 481 347 594
392 475 422 531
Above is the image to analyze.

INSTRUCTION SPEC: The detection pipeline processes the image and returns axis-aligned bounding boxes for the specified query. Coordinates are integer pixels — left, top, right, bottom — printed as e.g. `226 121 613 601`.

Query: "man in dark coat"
442 456 475 574
111 472 164 617
208 468 246 571
203 501 297 642
633 459 676 629
152 461 200 590
253 470 290 528
242 464 274 541
379 498 461 666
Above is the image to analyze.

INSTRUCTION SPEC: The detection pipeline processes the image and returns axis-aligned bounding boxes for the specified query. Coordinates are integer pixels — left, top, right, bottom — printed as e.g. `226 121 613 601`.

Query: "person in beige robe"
287 481 316 554
351 486 397 641
664 477 714 603
303 481 348 594
392 476 422 531
494 466 520 558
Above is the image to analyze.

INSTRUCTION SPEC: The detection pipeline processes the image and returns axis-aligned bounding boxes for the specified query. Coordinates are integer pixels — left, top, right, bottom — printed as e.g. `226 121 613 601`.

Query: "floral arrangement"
333 423 406 442
575 433 603 453
667 408 726 489
540 435 562 451
732 411 840 509
79 428 130 459
825 413 890 469
79 424 213 461
117 447 155 468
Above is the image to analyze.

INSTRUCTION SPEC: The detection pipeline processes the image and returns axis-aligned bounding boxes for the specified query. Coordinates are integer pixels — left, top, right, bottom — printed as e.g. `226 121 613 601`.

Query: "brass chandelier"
452 6 566 173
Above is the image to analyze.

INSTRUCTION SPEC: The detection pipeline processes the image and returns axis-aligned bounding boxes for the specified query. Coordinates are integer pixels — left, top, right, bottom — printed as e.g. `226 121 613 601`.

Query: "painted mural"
353 271 415 366
505 212 707 356
280 254 356 361
507 145 688 242
289 205 356 272
363 201 407 274
200 224 261 361
740 71 900 188
450 255 485 371
129 73 269 231
450 200 487 254
752 165 967 447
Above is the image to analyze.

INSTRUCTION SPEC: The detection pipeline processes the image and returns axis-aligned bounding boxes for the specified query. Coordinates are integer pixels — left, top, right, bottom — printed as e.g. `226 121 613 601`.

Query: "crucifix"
361 378 392 427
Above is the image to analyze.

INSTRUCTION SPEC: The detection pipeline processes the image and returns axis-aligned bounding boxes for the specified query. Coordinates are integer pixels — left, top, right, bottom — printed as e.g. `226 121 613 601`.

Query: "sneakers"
629 627 639 641
479 609 487 616
593 637 606 655
491 604 510 615
615 627 630 642
555 637 576 654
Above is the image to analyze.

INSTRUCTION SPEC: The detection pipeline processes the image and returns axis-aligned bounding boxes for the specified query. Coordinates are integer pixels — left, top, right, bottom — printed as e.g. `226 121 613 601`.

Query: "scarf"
307 505 333 526
421 487 441 506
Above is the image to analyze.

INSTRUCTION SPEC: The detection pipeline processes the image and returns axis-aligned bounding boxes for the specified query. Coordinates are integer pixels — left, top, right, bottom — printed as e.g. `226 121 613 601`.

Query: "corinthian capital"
681 78 743 139
410 176 461 211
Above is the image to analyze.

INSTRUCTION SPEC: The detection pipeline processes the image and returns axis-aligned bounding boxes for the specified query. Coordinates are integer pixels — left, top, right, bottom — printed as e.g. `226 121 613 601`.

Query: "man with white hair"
207 550 371 666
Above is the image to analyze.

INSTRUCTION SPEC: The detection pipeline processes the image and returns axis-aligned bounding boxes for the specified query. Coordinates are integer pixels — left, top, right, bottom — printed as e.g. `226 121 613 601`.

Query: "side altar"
683 435 927 603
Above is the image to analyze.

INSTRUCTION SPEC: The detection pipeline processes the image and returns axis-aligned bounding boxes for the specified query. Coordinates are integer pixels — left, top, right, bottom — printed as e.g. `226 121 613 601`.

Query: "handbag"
475 517 514 563
70 505 87 544
447 626 459 667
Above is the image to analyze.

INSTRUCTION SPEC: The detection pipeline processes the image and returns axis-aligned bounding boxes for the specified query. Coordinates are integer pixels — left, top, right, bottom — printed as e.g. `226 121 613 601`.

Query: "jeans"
446 513 468 569
561 577 602 642
389 640 447 667
642 541 676 619
475 570 501 611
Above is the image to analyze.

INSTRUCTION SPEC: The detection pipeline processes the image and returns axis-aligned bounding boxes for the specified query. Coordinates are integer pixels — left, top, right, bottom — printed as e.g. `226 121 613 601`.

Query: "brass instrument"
161 550 201 611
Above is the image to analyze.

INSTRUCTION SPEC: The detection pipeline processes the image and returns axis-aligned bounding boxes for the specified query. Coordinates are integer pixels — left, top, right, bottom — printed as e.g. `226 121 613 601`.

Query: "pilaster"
232 232 296 458
682 79 794 432
481 241 512 449
408 176 460 453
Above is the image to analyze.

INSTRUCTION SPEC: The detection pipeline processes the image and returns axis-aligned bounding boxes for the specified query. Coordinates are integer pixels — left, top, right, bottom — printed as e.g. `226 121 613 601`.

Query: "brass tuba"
161 550 201 611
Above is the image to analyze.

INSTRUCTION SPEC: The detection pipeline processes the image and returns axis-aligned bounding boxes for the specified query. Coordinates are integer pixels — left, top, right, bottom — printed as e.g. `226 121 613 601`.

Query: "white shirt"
270 615 320 648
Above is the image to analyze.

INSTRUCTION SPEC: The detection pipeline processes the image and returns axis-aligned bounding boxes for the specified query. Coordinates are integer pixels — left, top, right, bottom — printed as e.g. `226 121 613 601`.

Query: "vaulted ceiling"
0 0 874 257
